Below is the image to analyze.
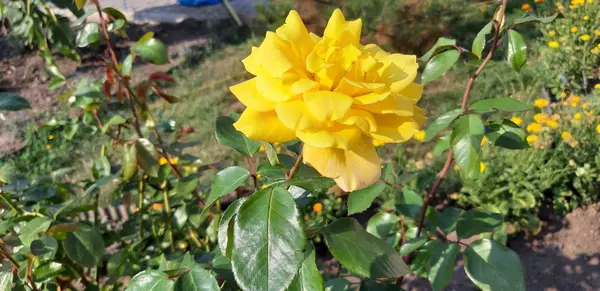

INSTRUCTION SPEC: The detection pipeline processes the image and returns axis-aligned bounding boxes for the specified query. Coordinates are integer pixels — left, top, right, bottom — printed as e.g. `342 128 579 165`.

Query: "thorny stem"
413 0 508 247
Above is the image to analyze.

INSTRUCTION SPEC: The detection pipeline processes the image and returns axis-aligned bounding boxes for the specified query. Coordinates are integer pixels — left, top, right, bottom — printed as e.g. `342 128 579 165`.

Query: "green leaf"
399 236 428 256
456 209 503 239
325 278 350 291
485 119 528 150
232 187 306 291
424 108 464 141
108 19 126 32
218 198 246 259
101 115 126 133
127 270 171 291
23 186 57 202
33 262 63 281
450 114 484 182
215 116 261 156
74 0 86 9
366 212 399 240
174 263 219 291
471 98 532 113
0 164 18 184
0 92 30 111
421 49 460 84
288 244 324 291
63 229 105 267
135 138 160 177
122 54 134 76
19 217 52 247
395 188 423 220
0 271 12 291
202 167 250 215
347 182 386 215
438 207 464 234
131 33 168 65
76 22 101 48
103 7 127 20
464 239 526 291
107 249 128 277
411 240 442 278
433 135 451 157
420 37 456 63
321 218 410 278
122 144 138 181
30 236 58 260
472 22 493 59
261 142 280 166
512 13 559 26
175 174 199 195
428 242 460 291
360 281 400 291
506 30 527 72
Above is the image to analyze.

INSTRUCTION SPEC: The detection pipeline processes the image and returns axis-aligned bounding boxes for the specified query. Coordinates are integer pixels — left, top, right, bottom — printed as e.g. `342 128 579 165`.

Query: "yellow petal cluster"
230 10 424 191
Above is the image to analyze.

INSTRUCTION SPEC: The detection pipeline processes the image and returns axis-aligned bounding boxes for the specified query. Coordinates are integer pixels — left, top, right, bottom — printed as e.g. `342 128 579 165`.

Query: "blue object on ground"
178 0 222 6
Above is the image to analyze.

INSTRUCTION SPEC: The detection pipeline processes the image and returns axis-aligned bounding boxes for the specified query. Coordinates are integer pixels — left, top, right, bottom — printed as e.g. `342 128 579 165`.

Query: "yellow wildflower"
413 130 426 142
449 192 459 200
582 103 589 109
527 122 543 133
480 162 486 173
595 29 600 36
526 135 539 143
533 113 549 123
230 9 424 191
595 84 600 89
510 116 523 126
453 164 460 172
336 197 342 203
48 135 55 140
571 27 578 33
548 41 560 48
256 173 263 179
546 120 559 129
561 131 573 140
596 124 600 134
568 95 580 107
592 47 600 54
313 203 323 213
580 34 591 41
261 184 268 189
159 156 179 165
574 113 581 120
533 98 550 108
584 16 590 21
480 136 488 146
560 91 567 98
548 30 556 37
259 145 265 152
45 144 52 150
415 160 425 170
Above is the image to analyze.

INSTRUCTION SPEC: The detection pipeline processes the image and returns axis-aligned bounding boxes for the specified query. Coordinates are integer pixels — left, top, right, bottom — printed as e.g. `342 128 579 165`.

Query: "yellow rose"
230 10 424 191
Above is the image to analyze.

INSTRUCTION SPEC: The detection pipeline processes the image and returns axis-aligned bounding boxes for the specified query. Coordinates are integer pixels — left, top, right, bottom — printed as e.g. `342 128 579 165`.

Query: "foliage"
0 1 581 291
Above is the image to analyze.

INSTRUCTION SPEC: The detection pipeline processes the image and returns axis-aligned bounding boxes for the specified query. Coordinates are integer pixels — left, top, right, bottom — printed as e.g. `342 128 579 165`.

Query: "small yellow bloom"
582 103 589 109
592 47 600 54
561 131 573 140
596 124 600 134
480 162 486 173
426 152 434 159
580 34 591 41
48 135 55 140
256 173 263 179
521 3 531 10
510 116 523 126
45 144 52 150
548 30 556 37
546 120 559 129
595 30 600 36
571 27 578 33
313 203 323 213
151 203 164 210
413 130 426 142
527 122 543 133
449 192 459 200
336 197 342 203
480 136 488 146
548 41 560 48
415 160 425 170
453 164 460 172
574 113 581 120
259 145 265 152
526 135 539 143
551 114 560 120
584 15 590 21
560 91 567 98
534 113 549 123
568 95 580 107
159 156 178 165
595 84 600 89
261 184 268 189
533 98 550 108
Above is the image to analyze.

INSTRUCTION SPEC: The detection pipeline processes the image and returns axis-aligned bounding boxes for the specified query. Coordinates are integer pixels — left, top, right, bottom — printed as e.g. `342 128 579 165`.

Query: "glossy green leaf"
395 188 423 220
103 7 127 20
424 108 464 141
107 249 128 277
450 114 484 182
215 116 261 156
512 13 559 26
347 182 386 215
321 218 410 278
456 209 503 239
135 138 160 177
122 144 138 181
33 262 63 281
122 54 134 76
325 278 350 291
19 217 52 247
63 229 105 267
399 236 428 256
433 135 451 157
30 236 58 260
202 166 250 216
174 263 219 291
232 187 306 291
218 198 246 259
428 242 460 291
288 244 324 291
411 240 442 278
485 119 527 150
471 98 532 113
0 92 30 111
507 30 527 72
262 142 280 166
421 49 460 84
175 174 199 195
366 212 399 239
464 239 526 291
0 271 12 291
76 23 101 48
101 115 126 133
472 22 493 59
438 207 464 234
126 270 171 291
23 186 57 202
131 33 168 65
420 37 457 62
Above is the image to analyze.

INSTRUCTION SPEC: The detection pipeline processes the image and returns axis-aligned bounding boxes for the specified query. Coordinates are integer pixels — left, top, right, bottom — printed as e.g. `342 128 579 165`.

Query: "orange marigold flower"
313 202 324 213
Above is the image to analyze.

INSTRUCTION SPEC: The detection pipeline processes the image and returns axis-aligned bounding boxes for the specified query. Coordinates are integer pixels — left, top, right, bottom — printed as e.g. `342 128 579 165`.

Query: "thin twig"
287 151 304 180
379 179 403 189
